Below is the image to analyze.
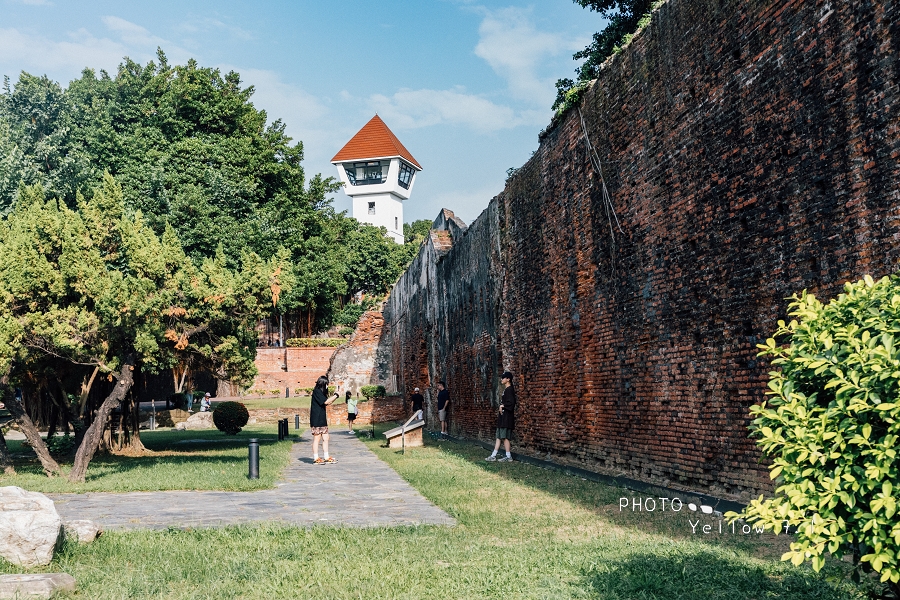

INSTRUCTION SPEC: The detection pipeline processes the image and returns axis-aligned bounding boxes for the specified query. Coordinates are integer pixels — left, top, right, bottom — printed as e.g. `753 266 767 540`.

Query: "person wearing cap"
200 392 212 412
485 371 516 462
409 387 424 419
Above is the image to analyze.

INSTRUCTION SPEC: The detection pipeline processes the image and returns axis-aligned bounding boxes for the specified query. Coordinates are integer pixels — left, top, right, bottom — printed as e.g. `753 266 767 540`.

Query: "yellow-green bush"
730 275 900 594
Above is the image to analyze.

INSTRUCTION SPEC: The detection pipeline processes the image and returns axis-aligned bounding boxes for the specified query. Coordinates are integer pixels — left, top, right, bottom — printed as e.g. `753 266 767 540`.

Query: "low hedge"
284 338 345 348
360 385 386 401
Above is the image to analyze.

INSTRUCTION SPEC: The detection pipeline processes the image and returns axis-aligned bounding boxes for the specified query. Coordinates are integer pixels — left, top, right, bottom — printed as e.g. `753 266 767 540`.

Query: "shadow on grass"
3 429 290 481
419 434 797 560
583 546 859 600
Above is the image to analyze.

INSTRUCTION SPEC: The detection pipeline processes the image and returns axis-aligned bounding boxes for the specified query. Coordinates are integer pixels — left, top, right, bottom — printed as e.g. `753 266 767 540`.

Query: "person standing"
436 381 450 437
485 371 516 462
311 376 340 464
410 387 424 419
346 390 358 434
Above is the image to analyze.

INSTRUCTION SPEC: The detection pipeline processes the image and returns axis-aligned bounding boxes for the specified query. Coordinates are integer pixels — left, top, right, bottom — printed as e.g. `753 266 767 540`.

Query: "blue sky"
0 0 603 225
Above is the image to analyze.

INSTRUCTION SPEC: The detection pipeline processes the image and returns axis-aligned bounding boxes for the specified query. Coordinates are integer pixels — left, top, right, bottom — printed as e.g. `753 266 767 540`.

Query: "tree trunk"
121 394 146 454
46 403 58 440
0 379 61 477
0 386 16 475
0 428 14 475
68 358 136 483
79 366 99 418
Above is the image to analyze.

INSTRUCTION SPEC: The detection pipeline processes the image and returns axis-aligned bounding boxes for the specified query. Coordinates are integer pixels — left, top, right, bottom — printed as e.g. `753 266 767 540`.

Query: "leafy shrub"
338 327 355 337
47 433 75 457
335 297 378 327
212 401 250 435
294 387 313 396
728 275 900 593
284 338 345 348
360 385 386 401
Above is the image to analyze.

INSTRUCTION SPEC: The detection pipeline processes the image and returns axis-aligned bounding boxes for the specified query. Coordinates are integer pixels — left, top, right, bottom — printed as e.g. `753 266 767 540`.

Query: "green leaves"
0 176 275 386
738 276 900 585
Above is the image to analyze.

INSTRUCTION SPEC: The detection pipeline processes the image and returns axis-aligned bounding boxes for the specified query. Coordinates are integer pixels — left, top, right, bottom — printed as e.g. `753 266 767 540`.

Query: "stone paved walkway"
49 431 455 530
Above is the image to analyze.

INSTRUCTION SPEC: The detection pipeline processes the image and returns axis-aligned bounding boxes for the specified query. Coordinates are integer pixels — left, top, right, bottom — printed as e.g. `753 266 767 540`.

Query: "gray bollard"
248 438 259 479
295 414 300 430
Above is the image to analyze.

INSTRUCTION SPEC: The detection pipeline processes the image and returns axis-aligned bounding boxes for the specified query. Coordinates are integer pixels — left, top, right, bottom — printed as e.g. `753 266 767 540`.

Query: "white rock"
174 422 186 431
182 411 215 430
0 487 62 567
63 520 102 543
0 573 76 599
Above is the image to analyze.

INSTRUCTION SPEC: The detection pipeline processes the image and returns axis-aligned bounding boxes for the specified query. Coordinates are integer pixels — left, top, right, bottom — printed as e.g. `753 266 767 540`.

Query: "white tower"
332 115 422 244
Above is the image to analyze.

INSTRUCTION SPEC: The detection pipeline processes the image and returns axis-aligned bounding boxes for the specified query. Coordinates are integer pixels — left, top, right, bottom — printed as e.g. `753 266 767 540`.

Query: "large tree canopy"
0 176 280 480
1 50 420 330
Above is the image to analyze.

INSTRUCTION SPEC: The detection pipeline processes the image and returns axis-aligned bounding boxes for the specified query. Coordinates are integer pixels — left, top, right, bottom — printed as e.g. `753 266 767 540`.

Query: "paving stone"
0 573 76 599
49 431 454 530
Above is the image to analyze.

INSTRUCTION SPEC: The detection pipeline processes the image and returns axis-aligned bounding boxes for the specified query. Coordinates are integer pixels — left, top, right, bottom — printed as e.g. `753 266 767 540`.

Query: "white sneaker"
498 456 512 463
484 455 497 462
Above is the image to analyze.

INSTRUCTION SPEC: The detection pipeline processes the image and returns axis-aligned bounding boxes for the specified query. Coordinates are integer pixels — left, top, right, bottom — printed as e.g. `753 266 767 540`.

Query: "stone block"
0 487 62 568
0 573 76 599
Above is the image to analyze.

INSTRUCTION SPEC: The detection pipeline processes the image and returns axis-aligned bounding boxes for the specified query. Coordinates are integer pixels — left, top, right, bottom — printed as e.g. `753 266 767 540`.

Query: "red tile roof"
331 115 422 169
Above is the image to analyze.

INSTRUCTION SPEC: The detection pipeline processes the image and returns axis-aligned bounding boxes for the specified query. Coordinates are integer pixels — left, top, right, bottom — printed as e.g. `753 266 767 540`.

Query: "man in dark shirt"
410 387 424 419
485 371 516 462
436 381 450 437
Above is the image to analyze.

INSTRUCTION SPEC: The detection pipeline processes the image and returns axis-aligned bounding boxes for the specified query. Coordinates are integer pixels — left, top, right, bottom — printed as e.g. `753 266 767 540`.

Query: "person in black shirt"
410 387 424 419
485 371 516 462
436 381 450 437
310 376 339 464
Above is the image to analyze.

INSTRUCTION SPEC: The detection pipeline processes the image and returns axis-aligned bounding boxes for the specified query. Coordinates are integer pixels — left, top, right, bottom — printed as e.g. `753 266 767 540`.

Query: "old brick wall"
329 311 392 396
381 0 900 499
244 347 336 395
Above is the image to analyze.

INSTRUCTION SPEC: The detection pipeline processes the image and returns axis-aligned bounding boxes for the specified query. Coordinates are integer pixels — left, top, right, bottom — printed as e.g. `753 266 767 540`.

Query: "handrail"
401 410 423 455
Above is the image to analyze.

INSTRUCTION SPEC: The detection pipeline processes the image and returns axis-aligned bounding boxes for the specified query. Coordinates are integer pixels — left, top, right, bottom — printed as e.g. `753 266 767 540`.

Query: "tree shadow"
582 546 858 600
426 437 795 560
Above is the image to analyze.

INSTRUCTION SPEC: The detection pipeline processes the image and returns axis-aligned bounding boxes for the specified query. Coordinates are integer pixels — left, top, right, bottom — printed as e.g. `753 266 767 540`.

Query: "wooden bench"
383 411 425 450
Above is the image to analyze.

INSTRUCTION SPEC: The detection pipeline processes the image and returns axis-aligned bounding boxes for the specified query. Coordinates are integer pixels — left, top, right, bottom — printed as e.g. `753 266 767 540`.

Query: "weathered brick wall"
329 311 391 396
381 0 900 499
244 347 336 395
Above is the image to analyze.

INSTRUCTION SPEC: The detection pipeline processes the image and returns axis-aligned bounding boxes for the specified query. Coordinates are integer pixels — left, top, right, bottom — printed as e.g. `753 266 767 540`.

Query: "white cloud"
231 67 330 131
368 87 543 133
474 7 583 107
0 16 192 82
175 17 253 41
101 16 190 61
0 27 126 76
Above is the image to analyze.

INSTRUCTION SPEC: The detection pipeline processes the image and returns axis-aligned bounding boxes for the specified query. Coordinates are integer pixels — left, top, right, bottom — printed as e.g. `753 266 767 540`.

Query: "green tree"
729 276 900 595
403 219 432 245
0 176 279 482
344 223 404 297
2 51 419 337
554 1 661 111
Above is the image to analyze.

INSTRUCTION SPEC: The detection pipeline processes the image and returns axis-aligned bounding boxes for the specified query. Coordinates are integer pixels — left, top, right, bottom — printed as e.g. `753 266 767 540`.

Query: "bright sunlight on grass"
0 426 868 599
0 426 292 493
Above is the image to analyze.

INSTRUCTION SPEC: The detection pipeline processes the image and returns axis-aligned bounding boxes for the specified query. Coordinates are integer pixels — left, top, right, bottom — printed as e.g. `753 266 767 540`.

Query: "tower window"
368 201 375 215
395 217 398 229
345 161 389 186
398 161 415 189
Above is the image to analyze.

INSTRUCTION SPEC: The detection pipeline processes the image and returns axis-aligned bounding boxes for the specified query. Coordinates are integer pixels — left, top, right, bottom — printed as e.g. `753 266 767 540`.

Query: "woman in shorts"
310 376 339 464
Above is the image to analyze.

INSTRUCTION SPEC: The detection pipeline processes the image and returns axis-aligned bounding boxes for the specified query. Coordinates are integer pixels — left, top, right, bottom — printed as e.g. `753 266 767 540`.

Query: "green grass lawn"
0 426 870 599
0 426 293 493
